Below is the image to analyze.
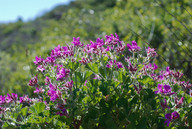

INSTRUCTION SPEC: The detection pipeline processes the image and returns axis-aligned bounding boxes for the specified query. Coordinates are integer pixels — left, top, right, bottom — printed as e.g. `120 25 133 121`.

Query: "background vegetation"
0 0 191 96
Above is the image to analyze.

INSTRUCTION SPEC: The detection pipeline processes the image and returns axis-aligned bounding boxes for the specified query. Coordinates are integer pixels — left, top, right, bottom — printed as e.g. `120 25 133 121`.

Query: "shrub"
0 34 191 128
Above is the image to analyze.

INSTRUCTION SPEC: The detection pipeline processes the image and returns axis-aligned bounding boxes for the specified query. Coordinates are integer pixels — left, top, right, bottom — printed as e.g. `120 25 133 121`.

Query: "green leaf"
30 102 46 114
20 106 28 117
86 63 99 74
2 122 15 129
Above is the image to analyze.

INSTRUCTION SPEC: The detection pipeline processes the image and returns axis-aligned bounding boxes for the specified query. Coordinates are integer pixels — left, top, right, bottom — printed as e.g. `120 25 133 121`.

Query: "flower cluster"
127 40 141 52
165 111 180 127
0 33 191 128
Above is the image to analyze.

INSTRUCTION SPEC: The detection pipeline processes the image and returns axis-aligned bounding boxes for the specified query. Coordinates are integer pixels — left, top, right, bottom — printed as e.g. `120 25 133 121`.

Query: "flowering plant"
0 34 191 128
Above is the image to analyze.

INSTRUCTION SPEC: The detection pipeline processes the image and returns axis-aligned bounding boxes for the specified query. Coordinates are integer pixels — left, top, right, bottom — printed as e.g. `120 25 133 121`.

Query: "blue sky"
0 0 71 23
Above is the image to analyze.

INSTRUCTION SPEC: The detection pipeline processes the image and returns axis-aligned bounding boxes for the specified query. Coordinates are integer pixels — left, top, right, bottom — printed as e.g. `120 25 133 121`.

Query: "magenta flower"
6 93 18 103
62 80 73 90
164 66 172 78
34 56 44 65
37 65 45 72
19 95 32 103
180 81 191 89
56 68 70 81
173 71 183 80
45 76 51 85
144 63 158 71
160 99 170 110
79 57 90 64
54 64 63 72
154 64 158 70
165 111 180 127
155 84 175 96
84 80 88 86
48 84 59 102
56 108 68 116
146 47 157 57
51 45 62 58
0 96 6 105
116 62 123 68
93 74 101 80
165 113 172 127
96 38 104 47
105 33 121 46
127 63 137 74
72 37 84 47
45 56 55 65
133 84 142 94
127 41 141 52
34 88 44 94
115 44 126 53
175 97 184 108
28 75 38 87
106 60 123 69
6 94 12 103
106 64 111 68
0 107 6 114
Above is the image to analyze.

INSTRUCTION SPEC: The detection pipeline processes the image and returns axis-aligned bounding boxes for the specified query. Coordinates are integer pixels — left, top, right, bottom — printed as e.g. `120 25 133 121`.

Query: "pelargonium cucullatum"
0 33 191 128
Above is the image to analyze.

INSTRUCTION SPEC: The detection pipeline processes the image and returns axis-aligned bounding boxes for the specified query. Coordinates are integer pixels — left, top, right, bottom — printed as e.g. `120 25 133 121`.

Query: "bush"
0 34 191 128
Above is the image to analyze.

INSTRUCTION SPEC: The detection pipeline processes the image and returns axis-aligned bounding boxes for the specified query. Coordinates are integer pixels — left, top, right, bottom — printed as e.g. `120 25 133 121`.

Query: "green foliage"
0 0 192 128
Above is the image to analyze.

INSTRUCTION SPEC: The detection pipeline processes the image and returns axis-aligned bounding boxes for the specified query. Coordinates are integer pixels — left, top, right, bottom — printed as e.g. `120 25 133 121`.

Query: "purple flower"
84 80 88 86
45 76 51 85
160 99 170 110
175 97 184 108
37 65 45 72
93 74 101 80
146 47 157 57
173 71 183 80
54 64 63 72
63 80 73 90
45 56 55 65
128 63 137 74
180 81 191 89
115 44 126 53
34 88 44 94
19 95 32 103
0 107 6 114
79 57 90 64
56 108 68 116
105 33 121 46
165 113 172 127
116 62 123 68
60 81 73 90
154 64 158 70
34 56 44 65
96 38 104 47
134 84 142 94
56 68 70 81
48 84 59 102
51 45 62 58
127 41 141 52
155 84 175 96
6 93 18 103
171 111 180 119
72 37 84 47
28 75 38 87
106 64 112 68
164 111 180 127
0 96 6 105
164 67 172 78
144 63 158 71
